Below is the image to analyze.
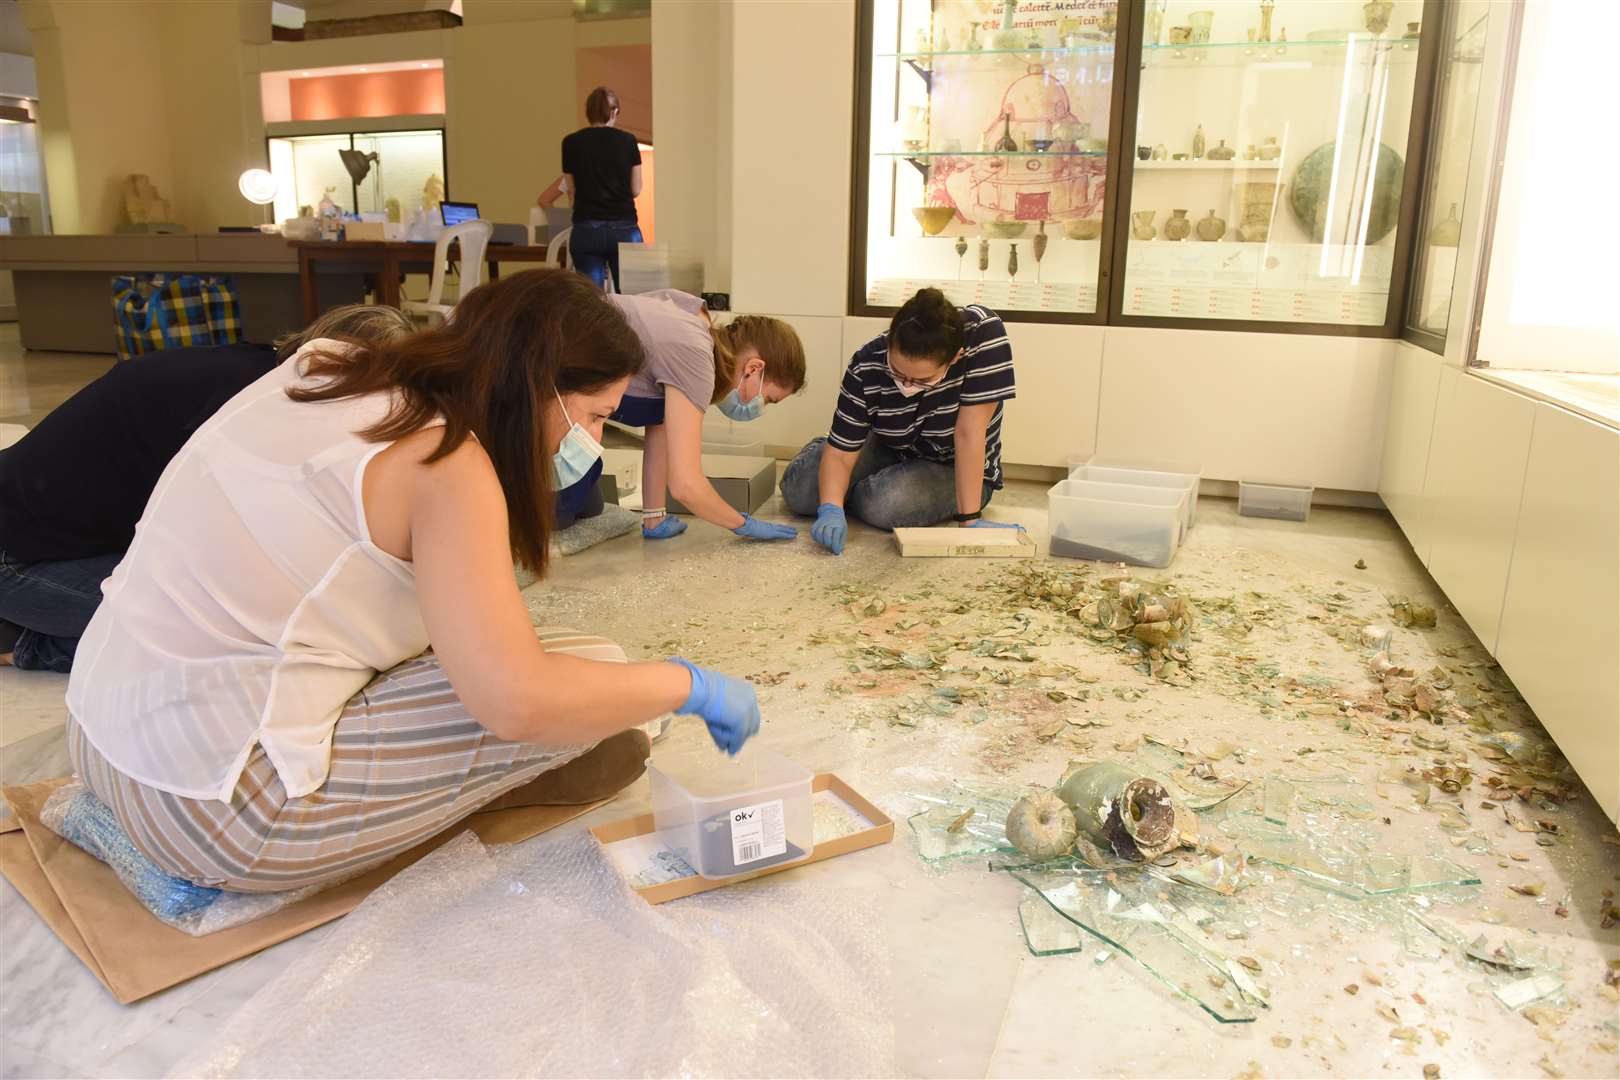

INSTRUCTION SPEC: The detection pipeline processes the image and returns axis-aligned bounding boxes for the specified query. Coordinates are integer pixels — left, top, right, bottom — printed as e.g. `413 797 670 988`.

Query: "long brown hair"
288 269 643 574
709 316 807 405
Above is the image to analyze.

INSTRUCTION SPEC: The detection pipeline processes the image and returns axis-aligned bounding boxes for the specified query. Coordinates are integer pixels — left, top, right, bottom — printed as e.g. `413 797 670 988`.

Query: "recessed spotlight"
420 63 430 68
300 71 310 77
358 66 369 73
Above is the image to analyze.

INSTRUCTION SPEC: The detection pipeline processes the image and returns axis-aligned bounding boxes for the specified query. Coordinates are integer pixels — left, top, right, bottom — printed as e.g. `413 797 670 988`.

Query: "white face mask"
893 378 929 398
550 389 605 489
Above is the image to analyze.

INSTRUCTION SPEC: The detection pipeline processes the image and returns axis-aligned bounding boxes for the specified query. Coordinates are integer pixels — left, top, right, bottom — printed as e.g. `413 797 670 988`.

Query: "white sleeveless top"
67 342 433 802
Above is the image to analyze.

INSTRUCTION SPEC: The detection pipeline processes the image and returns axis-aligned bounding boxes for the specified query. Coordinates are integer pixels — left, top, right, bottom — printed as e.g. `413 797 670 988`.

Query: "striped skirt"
67 627 630 893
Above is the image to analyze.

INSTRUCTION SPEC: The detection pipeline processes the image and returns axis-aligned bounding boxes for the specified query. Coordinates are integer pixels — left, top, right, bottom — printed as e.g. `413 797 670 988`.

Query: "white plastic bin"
1068 463 1201 532
648 748 814 880
1239 481 1313 522
1047 478 1186 568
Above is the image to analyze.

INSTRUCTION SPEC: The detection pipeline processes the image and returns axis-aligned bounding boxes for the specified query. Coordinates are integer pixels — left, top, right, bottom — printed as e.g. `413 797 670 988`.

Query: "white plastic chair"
528 207 546 246
547 225 572 269
402 219 493 324
546 224 616 292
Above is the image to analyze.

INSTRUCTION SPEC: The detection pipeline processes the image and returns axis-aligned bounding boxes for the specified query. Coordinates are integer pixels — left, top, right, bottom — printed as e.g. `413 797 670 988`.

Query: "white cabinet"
1496 405 1620 823
1423 368 1535 653
1378 342 1444 563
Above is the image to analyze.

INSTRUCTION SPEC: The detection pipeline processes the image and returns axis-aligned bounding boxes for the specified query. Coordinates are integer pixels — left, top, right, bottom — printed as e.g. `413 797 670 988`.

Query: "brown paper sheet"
0 777 615 1004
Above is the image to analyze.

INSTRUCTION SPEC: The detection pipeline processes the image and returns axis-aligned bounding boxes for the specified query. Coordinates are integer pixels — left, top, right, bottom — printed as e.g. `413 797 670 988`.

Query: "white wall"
1097 328 1394 491
650 0 731 291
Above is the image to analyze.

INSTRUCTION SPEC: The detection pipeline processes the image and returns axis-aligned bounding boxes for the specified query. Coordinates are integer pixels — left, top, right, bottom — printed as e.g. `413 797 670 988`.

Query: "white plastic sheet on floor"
172 827 895 1078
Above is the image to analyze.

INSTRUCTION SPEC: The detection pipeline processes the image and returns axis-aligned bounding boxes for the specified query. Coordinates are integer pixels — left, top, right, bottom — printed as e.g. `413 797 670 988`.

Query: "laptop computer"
440 200 479 226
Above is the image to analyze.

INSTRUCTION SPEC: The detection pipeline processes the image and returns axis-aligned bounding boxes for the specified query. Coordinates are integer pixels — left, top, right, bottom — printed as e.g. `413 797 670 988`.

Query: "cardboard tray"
893 526 1036 559
590 774 893 904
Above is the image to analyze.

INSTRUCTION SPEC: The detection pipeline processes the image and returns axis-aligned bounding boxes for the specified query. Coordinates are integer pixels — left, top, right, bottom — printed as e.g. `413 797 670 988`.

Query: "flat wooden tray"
893 526 1036 558
590 774 893 904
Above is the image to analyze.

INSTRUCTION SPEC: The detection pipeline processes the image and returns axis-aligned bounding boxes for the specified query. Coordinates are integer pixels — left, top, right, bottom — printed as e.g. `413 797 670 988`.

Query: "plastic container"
701 434 767 458
1047 477 1186 568
648 748 814 880
1239 481 1313 522
1068 462 1201 532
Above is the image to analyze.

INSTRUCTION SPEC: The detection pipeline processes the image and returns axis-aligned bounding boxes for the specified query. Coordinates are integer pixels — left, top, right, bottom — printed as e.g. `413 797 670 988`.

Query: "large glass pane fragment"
859 0 1120 316
1015 869 1260 1023
1121 0 1428 327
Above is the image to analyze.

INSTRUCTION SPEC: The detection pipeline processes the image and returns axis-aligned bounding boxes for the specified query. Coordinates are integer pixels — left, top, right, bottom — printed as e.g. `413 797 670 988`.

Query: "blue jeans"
0 550 121 672
569 220 642 291
780 436 993 530
555 457 606 530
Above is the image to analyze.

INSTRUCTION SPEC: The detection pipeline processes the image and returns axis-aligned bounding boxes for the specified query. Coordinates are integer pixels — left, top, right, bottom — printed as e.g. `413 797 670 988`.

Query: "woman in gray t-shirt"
603 291 807 540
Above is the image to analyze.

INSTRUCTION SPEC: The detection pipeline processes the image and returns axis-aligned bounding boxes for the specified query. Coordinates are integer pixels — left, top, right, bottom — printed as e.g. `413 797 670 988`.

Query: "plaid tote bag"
111 274 242 361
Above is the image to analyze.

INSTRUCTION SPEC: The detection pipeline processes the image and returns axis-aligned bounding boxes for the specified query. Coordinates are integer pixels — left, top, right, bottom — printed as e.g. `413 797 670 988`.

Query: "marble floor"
1 334 1617 1078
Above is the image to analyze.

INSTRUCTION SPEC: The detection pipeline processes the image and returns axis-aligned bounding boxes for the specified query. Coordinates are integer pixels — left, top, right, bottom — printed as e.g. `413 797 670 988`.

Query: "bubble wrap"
174 827 896 1078
39 782 328 937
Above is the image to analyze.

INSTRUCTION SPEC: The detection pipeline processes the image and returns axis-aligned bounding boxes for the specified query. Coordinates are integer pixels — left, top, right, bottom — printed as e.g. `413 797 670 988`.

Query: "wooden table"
291 239 549 322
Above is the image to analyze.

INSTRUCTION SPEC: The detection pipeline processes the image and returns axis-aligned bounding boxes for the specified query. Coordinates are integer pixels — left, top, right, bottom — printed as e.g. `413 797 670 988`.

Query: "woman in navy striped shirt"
781 289 1022 554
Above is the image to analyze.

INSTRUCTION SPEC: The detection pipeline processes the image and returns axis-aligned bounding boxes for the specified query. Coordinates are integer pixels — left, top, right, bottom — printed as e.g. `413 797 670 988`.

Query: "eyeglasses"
888 363 948 390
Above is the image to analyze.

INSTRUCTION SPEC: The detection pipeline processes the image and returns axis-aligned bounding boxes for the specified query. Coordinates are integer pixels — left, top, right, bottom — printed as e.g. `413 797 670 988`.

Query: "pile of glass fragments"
904 746 1568 1024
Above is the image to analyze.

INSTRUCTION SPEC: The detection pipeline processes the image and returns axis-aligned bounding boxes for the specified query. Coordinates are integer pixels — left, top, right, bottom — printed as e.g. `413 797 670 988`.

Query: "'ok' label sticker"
729 799 786 866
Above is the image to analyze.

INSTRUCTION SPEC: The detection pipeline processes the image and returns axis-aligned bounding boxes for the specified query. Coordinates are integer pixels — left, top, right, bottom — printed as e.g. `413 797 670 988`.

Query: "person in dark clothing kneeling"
780 288 1023 554
0 305 415 670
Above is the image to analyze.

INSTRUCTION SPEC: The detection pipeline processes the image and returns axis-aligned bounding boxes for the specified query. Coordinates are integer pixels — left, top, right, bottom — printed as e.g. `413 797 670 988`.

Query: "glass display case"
1404 0 1491 351
1114 0 1435 331
852 0 1442 334
852 0 1127 321
267 129 446 222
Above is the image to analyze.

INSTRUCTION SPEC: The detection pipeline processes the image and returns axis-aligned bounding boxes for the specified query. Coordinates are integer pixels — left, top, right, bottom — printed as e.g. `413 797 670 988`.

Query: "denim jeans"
569 220 643 291
780 436 993 530
554 457 606 530
0 549 122 672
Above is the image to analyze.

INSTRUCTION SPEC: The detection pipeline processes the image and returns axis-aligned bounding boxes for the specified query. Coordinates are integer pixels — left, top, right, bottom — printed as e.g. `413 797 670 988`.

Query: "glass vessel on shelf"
1121 0 1428 328
857 0 1120 317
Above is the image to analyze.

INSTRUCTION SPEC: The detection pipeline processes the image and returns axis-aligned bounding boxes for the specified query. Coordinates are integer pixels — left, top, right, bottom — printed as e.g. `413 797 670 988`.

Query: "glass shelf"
880 45 1115 61
1142 38 1422 69
1133 160 1283 171
875 150 1108 159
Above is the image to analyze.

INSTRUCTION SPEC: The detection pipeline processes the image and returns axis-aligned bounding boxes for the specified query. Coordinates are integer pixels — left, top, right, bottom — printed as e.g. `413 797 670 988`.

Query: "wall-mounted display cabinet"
852 0 1441 334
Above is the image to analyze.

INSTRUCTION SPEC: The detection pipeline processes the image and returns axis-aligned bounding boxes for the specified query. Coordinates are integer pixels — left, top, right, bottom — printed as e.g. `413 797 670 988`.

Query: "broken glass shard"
1013 869 1259 1023
1493 973 1563 1010
1262 779 1295 826
1241 831 1481 898
1019 890 1085 956
907 805 1012 862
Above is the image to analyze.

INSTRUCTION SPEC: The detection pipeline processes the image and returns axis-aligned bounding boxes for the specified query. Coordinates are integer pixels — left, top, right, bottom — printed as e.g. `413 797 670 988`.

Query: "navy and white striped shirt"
828 305 1016 488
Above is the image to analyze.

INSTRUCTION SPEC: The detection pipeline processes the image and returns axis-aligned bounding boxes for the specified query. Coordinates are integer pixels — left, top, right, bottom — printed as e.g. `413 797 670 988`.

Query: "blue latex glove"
732 514 798 541
966 518 1025 531
811 503 847 555
642 514 687 540
668 657 761 756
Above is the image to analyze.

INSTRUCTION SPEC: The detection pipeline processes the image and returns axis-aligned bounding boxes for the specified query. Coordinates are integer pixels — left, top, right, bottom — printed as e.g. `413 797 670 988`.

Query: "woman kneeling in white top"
65 269 762 892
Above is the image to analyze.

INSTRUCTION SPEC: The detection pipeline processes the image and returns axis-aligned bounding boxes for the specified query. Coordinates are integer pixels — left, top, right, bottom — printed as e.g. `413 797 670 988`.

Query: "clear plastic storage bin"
1239 481 1313 522
1068 462 1201 532
1047 478 1187 568
648 748 814 880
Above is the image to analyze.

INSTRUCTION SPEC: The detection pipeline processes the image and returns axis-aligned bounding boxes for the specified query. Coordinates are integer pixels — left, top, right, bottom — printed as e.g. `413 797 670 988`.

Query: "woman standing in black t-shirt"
560 86 642 291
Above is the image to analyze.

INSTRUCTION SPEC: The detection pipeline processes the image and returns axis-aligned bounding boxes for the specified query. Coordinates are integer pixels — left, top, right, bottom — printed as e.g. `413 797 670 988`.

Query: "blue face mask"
717 369 765 422
551 389 605 489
